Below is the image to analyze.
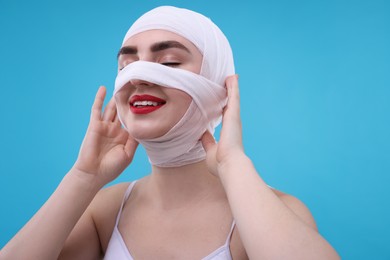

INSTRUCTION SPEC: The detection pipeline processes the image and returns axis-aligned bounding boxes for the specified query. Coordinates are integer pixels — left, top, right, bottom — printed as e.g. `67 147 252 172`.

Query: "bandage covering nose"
114 6 235 167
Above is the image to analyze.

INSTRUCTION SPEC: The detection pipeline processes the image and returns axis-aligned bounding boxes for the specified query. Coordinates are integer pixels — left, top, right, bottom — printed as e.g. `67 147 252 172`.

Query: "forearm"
0 169 102 260
219 152 340 259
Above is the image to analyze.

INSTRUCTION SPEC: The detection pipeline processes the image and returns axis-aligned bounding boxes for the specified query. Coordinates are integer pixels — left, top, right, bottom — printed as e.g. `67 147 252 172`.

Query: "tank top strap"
114 181 138 227
224 219 236 245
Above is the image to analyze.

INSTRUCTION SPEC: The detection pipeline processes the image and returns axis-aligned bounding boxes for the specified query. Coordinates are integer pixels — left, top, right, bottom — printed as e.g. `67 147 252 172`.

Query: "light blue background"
0 0 389 259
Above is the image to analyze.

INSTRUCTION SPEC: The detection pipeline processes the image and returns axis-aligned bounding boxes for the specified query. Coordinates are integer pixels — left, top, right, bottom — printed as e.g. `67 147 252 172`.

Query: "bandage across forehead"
114 6 235 167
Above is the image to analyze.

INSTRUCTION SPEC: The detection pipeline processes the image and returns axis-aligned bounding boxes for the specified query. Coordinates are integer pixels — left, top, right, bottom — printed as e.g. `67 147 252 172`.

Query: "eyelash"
161 62 181 67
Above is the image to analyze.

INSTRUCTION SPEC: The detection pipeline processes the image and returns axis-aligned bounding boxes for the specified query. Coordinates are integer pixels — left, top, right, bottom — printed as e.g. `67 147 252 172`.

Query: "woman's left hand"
201 75 246 176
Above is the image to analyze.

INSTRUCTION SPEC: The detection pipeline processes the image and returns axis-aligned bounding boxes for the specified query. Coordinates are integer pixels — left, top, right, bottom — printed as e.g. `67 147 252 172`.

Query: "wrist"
217 152 258 192
66 167 104 195
217 151 252 176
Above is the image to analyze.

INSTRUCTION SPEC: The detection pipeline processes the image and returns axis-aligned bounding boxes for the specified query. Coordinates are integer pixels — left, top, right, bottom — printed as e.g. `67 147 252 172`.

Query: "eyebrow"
117 40 191 59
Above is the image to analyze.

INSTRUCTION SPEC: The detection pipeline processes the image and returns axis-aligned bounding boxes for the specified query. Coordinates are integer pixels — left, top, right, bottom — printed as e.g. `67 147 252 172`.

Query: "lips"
130 94 166 114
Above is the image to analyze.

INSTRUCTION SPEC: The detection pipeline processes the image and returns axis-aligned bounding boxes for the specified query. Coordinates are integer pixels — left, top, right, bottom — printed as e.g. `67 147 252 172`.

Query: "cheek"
115 85 133 105
178 95 192 112
180 91 192 109
114 89 132 119
166 89 192 115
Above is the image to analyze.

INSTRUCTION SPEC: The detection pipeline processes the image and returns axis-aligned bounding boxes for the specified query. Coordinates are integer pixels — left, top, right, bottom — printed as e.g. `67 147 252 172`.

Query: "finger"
124 135 139 160
91 86 106 121
220 75 243 145
102 97 117 122
113 110 121 124
201 131 216 152
224 75 241 121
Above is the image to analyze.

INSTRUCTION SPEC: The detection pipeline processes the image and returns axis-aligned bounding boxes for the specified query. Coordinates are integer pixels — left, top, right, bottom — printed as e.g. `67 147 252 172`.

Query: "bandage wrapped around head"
114 6 235 167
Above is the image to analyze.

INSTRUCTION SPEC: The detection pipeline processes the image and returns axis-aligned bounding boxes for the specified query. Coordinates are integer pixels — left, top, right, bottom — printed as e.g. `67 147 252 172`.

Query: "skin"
0 30 340 259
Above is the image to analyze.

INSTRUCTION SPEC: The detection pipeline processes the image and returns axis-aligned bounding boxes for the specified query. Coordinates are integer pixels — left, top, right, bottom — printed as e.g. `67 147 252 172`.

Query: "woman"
0 6 340 260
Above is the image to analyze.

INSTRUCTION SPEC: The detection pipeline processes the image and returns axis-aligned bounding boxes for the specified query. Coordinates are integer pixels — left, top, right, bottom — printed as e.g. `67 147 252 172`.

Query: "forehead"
122 29 201 53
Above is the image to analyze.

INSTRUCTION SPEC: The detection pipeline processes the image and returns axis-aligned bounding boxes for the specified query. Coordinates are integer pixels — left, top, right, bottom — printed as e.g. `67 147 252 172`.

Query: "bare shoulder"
271 188 318 230
89 182 132 251
90 182 131 211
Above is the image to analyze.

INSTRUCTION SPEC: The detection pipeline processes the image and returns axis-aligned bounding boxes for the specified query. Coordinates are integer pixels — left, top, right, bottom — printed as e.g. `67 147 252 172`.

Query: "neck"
142 160 225 210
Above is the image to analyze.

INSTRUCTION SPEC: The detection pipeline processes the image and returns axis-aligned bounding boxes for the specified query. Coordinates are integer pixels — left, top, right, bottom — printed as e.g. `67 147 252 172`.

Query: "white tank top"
104 181 235 259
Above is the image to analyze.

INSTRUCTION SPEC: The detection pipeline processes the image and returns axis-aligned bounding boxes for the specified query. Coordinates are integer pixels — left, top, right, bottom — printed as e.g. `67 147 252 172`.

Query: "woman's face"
115 30 203 139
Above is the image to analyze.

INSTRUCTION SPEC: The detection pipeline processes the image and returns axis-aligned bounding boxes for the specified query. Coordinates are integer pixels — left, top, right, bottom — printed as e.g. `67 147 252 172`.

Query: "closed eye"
161 62 181 67
119 62 132 71
119 62 181 71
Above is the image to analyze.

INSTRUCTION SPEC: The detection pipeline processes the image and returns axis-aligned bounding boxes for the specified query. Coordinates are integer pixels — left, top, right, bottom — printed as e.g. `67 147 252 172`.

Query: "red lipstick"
130 95 166 114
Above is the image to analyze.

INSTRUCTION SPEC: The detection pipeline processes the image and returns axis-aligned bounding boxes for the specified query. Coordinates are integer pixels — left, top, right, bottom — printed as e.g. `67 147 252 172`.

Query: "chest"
115 199 246 259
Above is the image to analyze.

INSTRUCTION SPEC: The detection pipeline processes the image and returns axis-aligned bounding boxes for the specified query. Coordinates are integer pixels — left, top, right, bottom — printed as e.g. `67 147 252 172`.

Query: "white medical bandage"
114 6 235 167
115 61 226 166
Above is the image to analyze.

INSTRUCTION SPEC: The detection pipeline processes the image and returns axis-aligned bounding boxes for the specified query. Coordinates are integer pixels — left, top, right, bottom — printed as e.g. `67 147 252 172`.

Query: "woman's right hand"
72 86 138 187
